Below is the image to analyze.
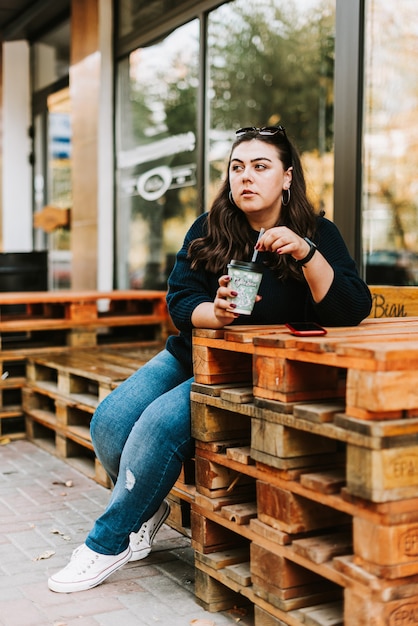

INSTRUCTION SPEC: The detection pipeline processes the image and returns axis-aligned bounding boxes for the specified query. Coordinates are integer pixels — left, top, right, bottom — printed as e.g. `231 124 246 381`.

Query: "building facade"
1 0 418 291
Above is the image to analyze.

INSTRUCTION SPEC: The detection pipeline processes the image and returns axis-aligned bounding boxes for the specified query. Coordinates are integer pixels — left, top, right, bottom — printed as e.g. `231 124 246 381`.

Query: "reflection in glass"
46 89 72 289
207 0 335 215
363 1 418 285
115 0 336 290
32 20 70 91
118 0 192 40
115 20 199 290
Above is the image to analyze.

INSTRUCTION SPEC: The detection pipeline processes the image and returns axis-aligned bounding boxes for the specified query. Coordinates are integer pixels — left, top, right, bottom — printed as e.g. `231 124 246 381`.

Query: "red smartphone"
285 322 327 336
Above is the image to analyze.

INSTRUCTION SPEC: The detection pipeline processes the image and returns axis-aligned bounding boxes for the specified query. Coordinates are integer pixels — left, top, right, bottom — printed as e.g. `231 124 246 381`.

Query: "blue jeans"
85 349 194 555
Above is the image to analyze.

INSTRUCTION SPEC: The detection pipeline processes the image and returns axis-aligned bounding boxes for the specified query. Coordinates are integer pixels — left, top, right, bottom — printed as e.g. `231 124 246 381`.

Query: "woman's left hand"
255 226 310 262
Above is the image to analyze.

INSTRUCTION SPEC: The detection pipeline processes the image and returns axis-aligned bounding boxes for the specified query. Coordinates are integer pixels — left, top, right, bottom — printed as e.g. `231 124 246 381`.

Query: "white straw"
251 228 265 262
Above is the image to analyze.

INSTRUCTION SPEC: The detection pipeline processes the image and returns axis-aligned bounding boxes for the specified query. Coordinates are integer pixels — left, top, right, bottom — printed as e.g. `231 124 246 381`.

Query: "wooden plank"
334 413 418 439
195 491 256 513
254 605 289 626
368 285 418 318
0 289 167 305
251 417 337 459
249 518 295 546
194 564 249 612
291 531 352 564
0 314 166 332
256 480 350 534
221 502 257 525
191 381 247 397
294 601 343 626
226 446 254 465
250 541 328 590
300 469 346 495
251 448 344 472
224 561 252 586
220 386 253 404
224 325 289 343
197 546 250 570
252 580 341 613
294 402 345 424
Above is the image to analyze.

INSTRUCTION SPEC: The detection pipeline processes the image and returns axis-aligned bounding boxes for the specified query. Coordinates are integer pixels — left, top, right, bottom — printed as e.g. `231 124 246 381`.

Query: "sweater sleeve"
166 213 219 332
311 218 372 326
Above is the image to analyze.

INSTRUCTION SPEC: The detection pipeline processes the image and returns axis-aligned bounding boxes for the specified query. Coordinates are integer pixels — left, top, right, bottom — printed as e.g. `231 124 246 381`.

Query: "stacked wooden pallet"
191 317 418 625
0 289 169 437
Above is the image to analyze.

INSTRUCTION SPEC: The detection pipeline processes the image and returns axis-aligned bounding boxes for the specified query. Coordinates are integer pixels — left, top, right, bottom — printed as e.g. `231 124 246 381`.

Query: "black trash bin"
0 251 48 322
0 251 48 432
0 251 48 293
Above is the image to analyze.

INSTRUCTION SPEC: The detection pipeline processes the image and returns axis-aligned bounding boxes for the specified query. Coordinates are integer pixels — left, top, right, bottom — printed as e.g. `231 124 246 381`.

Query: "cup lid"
228 259 263 271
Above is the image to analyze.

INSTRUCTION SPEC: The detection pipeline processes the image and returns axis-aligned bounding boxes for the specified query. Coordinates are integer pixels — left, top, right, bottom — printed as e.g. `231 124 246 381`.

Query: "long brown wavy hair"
188 128 318 280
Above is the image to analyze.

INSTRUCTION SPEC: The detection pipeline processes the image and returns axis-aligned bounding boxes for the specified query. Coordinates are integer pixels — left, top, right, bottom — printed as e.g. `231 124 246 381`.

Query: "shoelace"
70 546 98 573
134 525 148 544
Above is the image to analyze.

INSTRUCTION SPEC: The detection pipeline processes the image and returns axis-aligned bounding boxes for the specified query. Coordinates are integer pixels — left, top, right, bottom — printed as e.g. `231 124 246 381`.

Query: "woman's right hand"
213 274 240 324
191 274 242 329
192 273 262 329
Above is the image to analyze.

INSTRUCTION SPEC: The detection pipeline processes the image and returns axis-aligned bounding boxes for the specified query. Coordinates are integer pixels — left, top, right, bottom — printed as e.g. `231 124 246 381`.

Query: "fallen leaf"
50 529 71 541
52 480 74 487
33 550 55 561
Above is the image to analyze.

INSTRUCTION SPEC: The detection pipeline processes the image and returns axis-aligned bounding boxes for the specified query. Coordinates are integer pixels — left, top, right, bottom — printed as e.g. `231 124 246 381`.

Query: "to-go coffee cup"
227 260 263 315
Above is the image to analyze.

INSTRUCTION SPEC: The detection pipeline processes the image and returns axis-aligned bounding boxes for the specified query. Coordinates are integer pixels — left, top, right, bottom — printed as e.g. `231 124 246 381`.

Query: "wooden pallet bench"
23 345 161 485
191 317 418 625
23 344 195 537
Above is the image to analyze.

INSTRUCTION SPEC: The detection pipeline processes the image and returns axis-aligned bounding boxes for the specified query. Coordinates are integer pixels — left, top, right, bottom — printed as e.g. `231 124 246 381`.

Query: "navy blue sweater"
166 213 372 373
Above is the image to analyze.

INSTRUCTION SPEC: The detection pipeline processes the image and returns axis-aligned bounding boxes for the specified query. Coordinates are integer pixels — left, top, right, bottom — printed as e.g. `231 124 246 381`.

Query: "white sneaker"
129 500 170 562
48 543 131 593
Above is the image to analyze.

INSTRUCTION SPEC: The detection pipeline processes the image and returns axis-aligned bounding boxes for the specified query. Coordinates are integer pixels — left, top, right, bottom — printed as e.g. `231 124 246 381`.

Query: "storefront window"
115 0 335 289
363 1 418 285
207 0 335 215
115 20 199 289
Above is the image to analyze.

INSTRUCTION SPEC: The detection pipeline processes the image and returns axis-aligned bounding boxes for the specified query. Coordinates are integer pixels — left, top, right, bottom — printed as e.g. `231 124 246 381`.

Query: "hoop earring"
229 191 236 206
282 188 291 207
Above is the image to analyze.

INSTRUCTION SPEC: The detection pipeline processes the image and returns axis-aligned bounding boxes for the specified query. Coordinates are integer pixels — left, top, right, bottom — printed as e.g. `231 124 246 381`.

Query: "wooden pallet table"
0 289 170 437
0 289 169 349
191 318 418 625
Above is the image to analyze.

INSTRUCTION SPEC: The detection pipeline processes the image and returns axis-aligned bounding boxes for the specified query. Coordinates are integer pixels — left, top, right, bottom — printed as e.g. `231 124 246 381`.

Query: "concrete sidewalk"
0 439 252 626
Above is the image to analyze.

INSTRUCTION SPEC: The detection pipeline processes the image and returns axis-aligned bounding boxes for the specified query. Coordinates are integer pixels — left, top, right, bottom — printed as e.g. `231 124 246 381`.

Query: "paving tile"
0 441 253 626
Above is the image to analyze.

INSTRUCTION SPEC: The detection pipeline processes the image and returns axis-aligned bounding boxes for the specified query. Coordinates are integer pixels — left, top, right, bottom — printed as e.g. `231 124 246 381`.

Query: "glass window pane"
115 20 199 289
363 1 418 285
32 20 70 91
118 0 192 40
46 89 72 290
207 0 335 215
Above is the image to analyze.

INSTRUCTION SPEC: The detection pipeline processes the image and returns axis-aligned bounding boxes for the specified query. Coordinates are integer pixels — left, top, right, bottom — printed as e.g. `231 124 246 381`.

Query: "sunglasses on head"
235 125 287 137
